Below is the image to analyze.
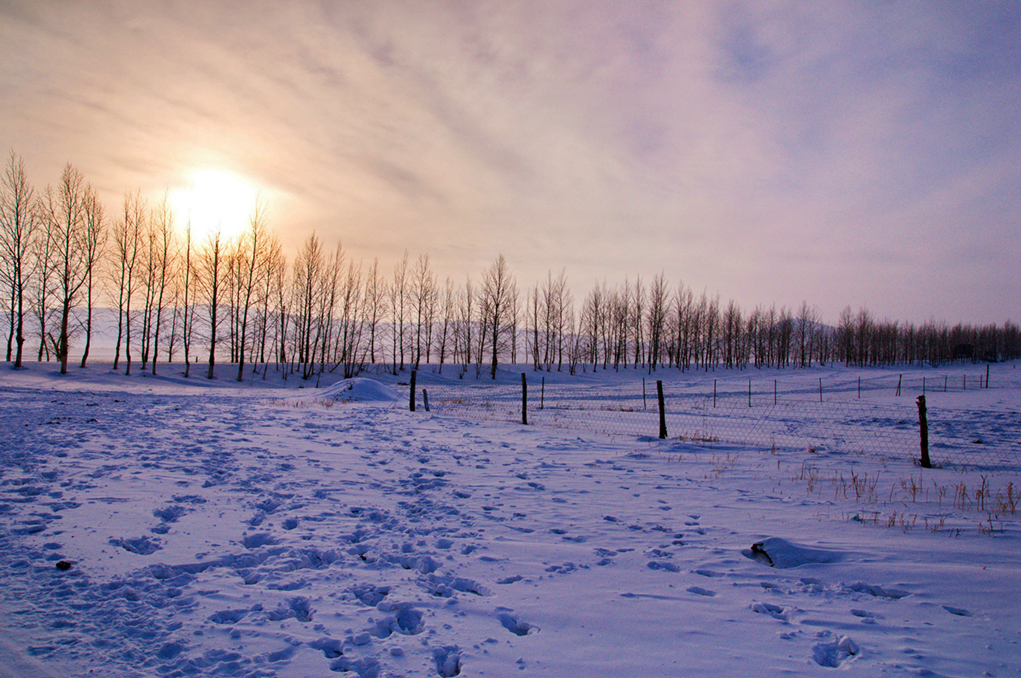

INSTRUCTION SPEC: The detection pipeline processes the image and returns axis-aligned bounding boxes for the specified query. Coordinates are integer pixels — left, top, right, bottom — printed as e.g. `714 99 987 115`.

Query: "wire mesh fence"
402 373 1019 472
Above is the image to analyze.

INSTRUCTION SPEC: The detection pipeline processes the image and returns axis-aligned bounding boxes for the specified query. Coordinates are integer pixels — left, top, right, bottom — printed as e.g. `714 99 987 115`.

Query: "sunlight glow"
169 168 259 241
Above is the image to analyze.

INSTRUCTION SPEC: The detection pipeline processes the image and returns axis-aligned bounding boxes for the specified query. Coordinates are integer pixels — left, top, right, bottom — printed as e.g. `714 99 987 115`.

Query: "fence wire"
409 376 1019 472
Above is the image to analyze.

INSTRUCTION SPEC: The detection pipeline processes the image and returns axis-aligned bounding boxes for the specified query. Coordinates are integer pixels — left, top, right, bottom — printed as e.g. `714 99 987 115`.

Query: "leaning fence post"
896 374 902 397
521 372 528 425
657 380 667 439
423 388 430 412
917 395 931 468
409 370 417 412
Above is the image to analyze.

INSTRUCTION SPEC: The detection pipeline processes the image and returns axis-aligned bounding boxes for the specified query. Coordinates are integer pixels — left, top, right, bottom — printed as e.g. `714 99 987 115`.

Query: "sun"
169 168 259 242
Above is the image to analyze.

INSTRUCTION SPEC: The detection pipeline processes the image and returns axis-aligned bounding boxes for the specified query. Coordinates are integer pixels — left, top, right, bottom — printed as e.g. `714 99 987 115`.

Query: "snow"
1 361 1019 677
321 378 402 404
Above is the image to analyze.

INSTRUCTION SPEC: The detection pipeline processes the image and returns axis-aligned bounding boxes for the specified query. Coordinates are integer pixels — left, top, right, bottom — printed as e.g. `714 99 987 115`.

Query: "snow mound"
745 537 842 568
322 378 400 403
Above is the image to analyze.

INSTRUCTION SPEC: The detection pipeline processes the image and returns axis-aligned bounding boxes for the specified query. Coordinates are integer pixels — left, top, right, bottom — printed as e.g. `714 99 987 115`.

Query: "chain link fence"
398 372 1019 472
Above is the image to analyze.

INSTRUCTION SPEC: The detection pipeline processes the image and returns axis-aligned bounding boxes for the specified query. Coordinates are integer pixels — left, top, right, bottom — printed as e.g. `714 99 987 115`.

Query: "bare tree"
795 301 819 368
268 238 290 372
0 152 38 368
146 194 175 375
197 230 227 379
179 221 198 377
390 251 409 373
112 192 145 374
235 200 268 381
435 276 455 372
528 281 543 370
77 185 106 368
30 206 57 362
721 299 741 368
363 258 386 366
646 274 668 372
455 276 475 378
336 258 365 378
253 232 283 372
410 253 435 369
630 276 645 368
291 233 327 379
44 164 91 374
480 254 515 379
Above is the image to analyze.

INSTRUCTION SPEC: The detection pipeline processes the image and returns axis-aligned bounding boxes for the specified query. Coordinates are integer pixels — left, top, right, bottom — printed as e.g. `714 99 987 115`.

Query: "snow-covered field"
1 361 1019 677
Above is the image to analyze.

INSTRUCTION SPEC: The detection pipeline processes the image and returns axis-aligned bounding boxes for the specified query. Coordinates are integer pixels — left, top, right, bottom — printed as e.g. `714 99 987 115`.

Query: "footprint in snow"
687 586 717 597
434 646 461 677
498 611 539 636
647 561 680 573
812 633 859 667
109 535 161 555
242 532 277 548
153 504 188 523
750 602 790 621
851 609 880 624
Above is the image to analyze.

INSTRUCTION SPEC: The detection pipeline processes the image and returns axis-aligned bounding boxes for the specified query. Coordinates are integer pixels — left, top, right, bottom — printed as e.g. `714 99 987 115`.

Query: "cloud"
0 0 1017 324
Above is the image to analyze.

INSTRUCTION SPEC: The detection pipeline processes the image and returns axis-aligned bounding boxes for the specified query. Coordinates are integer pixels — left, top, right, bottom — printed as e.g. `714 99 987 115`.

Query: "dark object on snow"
55 560 72 571
917 395 931 468
750 542 774 567
745 537 841 568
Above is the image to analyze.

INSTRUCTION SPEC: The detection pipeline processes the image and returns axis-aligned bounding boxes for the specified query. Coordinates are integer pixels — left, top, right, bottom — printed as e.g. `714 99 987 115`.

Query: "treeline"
2 153 1019 380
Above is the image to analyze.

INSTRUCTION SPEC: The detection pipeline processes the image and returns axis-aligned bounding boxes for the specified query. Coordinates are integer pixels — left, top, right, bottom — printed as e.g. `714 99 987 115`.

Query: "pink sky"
2 1 1018 325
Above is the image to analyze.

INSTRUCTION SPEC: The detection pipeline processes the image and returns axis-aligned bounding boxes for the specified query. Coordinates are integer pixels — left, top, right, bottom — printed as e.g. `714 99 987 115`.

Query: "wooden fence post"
986 364 990 389
423 388 430 412
541 376 545 410
657 380 667 439
409 370 417 412
917 395 931 468
521 373 528 425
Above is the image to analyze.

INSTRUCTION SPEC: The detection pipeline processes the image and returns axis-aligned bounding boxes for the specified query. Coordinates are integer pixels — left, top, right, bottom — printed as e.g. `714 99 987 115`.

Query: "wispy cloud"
1 0 1017 323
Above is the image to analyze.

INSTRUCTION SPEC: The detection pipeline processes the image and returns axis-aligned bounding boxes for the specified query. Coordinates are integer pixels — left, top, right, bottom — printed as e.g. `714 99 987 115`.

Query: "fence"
398 372 1019 472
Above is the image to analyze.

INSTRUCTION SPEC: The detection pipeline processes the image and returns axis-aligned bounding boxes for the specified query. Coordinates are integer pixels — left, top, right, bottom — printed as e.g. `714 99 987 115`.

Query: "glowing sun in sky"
169 168 259 241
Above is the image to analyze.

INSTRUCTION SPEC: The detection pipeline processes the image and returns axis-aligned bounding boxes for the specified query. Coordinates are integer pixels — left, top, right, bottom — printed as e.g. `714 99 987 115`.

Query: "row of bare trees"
3 153 1019 380
0 155 106 373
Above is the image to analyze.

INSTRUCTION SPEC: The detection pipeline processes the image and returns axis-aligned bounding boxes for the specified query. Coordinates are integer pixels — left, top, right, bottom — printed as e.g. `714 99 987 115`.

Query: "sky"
1 0 1019 326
